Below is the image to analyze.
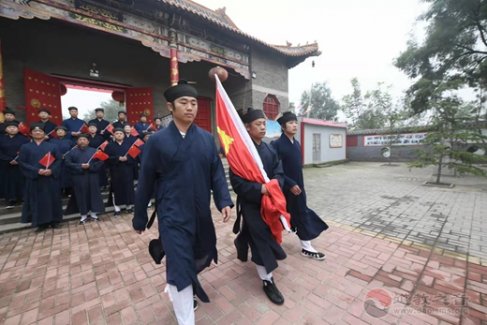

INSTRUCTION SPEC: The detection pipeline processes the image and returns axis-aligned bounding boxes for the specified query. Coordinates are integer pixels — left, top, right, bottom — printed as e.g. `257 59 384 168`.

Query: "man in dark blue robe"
87 123 109 188
132 81 233 325
230 107 286 306
0 108 19 135
112 111 128 129
0 121 29 207
105 128 135 215
271 112 328 261
50 126 75 195
62 106 85 140
134 114 150 137
65 134 105 223
19 123 63 230
37 108 57 138
88 108 110 139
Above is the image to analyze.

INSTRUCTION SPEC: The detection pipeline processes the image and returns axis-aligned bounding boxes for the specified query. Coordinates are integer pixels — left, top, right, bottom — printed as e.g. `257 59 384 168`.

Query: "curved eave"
159 0 321 61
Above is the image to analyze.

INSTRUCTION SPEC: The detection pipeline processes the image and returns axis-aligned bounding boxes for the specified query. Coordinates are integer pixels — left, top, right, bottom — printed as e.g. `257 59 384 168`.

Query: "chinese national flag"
105 123 114 134
39 151 55 168
130 127 139 137
79 123 89 133
127 145 141 159
146 122 155 131
133 138 144 147
92 150 109 161
18 122 30 136
98 140 109 151
214 75 290 244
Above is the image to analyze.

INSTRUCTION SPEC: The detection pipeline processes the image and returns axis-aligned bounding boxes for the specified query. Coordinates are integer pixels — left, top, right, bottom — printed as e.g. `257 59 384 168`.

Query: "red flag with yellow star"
215 75 290 244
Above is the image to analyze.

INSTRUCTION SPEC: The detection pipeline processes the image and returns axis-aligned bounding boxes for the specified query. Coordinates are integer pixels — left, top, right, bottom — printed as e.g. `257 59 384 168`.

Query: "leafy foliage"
299 82 340 120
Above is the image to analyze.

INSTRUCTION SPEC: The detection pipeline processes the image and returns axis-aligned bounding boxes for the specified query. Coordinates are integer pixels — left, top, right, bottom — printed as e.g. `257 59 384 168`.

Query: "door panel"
125 88 153 125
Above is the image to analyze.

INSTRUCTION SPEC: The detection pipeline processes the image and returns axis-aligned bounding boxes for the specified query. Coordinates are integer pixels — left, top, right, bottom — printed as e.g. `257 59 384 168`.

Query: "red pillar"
169 29 179 86
0 40 6 122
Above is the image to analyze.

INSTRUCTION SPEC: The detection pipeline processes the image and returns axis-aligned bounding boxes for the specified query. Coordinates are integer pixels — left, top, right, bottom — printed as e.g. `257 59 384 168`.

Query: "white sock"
256 265 273 282
300 240 317 253
166 284 195 325
112 194 121 212
80 215 87 222
90 212 98 219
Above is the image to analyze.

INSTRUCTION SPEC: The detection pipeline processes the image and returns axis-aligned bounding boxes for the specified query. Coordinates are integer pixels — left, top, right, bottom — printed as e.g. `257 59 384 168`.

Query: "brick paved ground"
0 162 486 324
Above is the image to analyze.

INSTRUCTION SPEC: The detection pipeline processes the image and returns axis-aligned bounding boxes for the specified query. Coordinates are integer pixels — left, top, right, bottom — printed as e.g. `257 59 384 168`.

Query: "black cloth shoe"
193 296 198 311
262 278 284 305
148 238 165 264
113 211 121 217
301 249 326 261
234 237 248 262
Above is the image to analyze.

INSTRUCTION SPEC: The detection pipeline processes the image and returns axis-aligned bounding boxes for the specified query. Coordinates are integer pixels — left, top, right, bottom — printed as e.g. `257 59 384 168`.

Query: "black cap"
277 111 297 126
77 133 90 140
4 108 16 116
113 127 124 134
240 107 266 124
164 80 198 102
88 122 98 127
38 108 51 114
118 111 126 115
95 108 104 113
68 106 78 111
153 117 161 121
30 123 45 132
4 121 19 128
148 238 165 264
55 125 68 131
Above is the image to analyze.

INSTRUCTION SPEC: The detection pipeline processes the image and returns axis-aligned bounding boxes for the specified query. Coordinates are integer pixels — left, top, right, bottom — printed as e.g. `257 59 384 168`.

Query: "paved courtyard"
0 162 486 325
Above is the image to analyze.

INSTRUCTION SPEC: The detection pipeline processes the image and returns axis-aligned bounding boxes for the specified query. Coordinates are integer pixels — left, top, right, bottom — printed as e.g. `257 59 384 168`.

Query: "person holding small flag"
271 112 328 261
105 128 136 215
62 106 85 140
0 108 19 134
0 121 29 208
50 126 75 196
37 108 57 138
132 81 233 325
112 111 128 129
65 134 106 224
153 117 163 131
134 114 150 137
88 108 110 139
87 123 104 149
19 123 63 231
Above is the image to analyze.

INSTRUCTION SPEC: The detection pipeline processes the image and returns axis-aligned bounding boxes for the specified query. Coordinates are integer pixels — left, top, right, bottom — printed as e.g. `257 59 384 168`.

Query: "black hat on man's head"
4 108 16 116
77 133 90 140
68 106 78 111
277 111 298 126
55 125 68 131
38 108 51 115
4 121 19 128
95 108 104 113
113 127 124 134
118 111 126 115
30 123 45 132
240 107 266 124
88 122 98 127
164 80 198 102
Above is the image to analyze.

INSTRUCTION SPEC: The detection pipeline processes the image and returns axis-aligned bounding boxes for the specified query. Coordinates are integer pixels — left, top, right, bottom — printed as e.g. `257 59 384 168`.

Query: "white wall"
299 123 346 165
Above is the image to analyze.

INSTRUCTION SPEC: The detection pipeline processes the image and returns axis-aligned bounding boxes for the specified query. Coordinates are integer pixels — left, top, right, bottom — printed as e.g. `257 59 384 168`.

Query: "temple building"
0 0 320 132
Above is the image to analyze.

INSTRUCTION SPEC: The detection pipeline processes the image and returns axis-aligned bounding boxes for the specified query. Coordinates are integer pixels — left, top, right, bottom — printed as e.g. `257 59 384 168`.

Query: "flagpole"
45 152 50 170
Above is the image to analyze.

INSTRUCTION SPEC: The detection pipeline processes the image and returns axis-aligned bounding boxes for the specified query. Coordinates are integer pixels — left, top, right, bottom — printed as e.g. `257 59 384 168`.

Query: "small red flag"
105 123 114 134
98 140 109 151
79 123 89 133
92 150 109 161
18 122 30 136
127 145 141 159
133 139 144 147
130 127 139 137
146 122 155 131
39 152 55 168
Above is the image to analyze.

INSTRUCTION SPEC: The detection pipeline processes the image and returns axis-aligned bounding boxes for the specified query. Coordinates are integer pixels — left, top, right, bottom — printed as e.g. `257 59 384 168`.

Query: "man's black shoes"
262 278 284 305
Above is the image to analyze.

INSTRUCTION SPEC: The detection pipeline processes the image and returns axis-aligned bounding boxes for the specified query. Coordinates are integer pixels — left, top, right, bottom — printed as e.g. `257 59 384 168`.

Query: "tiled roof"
159 0 320 61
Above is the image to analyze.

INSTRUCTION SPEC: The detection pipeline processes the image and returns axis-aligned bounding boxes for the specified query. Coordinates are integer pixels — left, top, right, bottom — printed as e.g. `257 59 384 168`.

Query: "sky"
196 0 429 106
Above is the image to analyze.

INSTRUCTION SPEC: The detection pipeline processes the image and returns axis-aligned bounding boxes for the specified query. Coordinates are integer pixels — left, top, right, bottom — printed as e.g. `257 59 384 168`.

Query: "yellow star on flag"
217 127 234 155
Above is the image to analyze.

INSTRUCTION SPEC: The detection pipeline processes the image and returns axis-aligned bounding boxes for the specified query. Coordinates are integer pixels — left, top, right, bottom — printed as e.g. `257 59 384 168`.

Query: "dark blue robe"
271 134 328 240
112 121 128 129
0 134 29 202
105 139 135 206
19 141 63 227
230 140 287 273
88 118 110 139
132 122 233 302
62 117 85 140
39 120 58 137
134 122 150 136
88 134 108 187
50 137 75 189
65 146 105 215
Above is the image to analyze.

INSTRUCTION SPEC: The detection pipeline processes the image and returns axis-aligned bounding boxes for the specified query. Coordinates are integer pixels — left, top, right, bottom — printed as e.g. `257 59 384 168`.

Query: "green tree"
83 99 122 122
299 82 340 120
341 78 364 127
395 0 487 114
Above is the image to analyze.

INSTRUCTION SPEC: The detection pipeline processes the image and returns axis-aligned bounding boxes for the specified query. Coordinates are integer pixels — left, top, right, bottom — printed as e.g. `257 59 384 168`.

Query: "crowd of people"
0 105 164 228
1 81 328 325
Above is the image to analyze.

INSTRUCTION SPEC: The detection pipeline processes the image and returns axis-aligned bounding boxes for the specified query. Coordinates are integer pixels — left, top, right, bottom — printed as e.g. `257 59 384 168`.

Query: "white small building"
295 117 347 165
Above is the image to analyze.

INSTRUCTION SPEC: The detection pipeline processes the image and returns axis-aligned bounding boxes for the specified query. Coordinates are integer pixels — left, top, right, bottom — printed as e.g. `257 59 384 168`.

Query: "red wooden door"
125 88 153 125
23 68 62 125
195 97 211 132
